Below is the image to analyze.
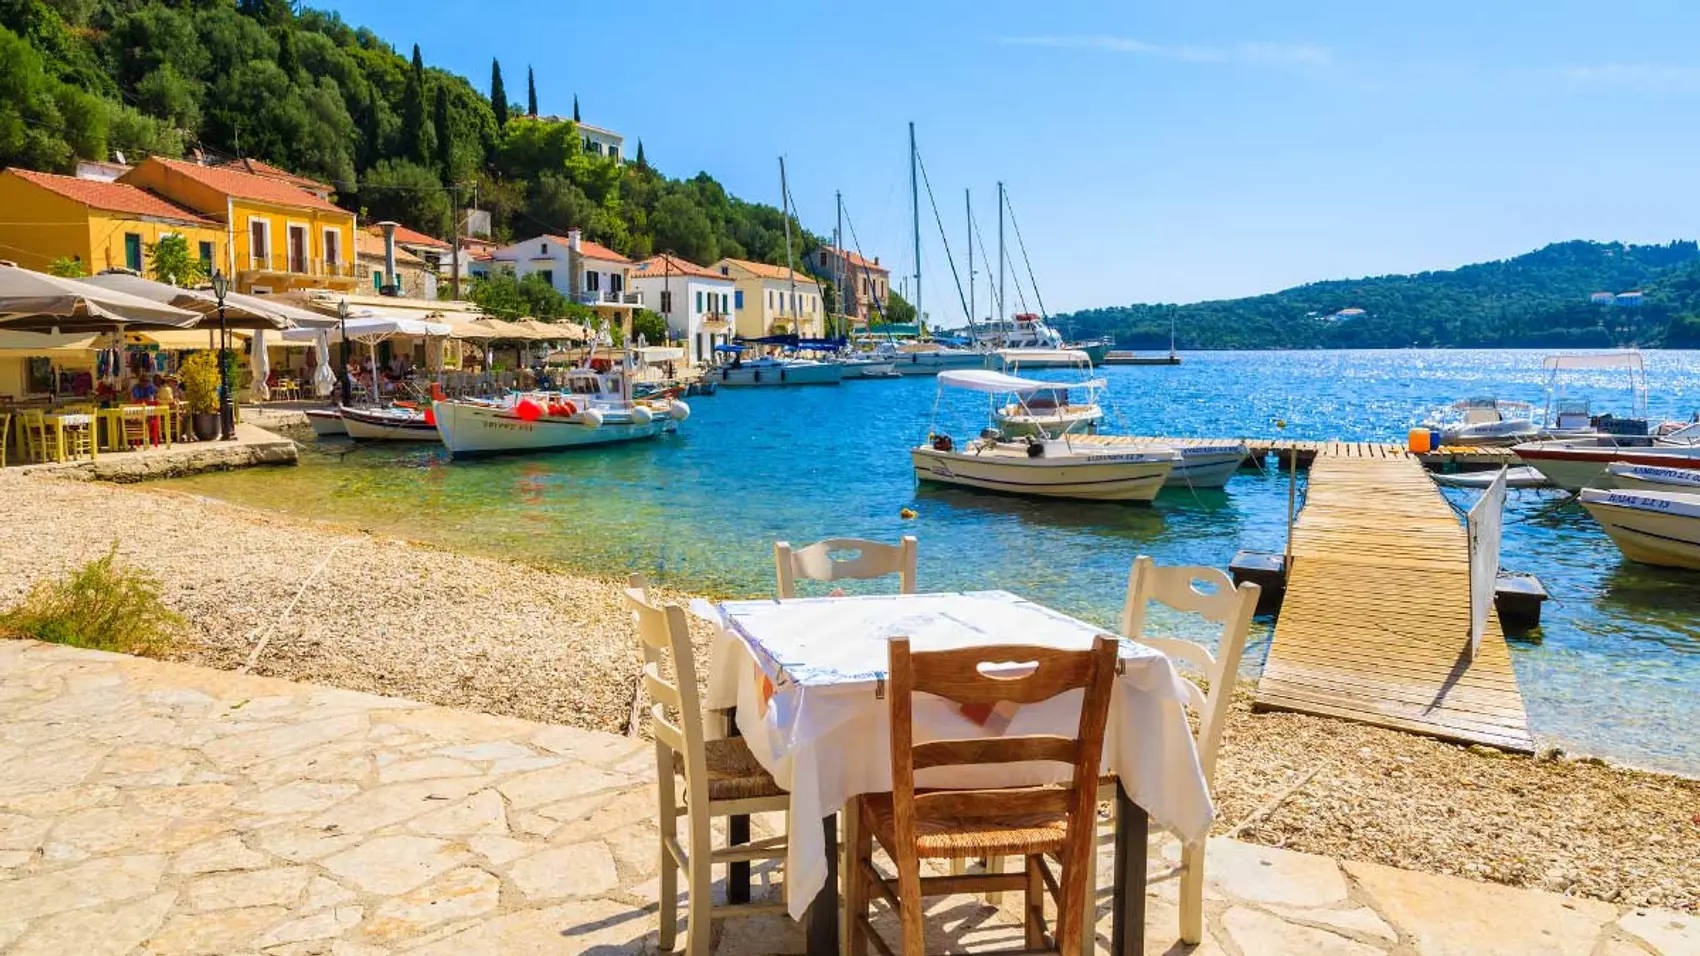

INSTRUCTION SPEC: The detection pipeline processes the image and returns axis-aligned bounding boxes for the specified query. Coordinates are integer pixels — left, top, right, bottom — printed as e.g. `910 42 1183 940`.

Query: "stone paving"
0 638 1693 956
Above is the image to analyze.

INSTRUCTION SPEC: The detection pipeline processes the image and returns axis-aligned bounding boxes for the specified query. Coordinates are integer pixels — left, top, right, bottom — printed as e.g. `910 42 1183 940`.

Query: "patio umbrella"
250 329 271 400
0 264 200 331
81 273 298 330
282 316 450 404
312 331 335 398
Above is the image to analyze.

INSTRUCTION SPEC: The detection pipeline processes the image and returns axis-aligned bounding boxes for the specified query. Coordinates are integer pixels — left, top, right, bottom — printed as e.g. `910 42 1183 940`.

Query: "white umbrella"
0 264 200 331
81 273 306 330
250 329 271 401
312 331 335 397
284 316 449 406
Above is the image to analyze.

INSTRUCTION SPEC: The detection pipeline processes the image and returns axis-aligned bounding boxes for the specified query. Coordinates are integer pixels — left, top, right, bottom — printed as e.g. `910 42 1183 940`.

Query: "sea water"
169 350 1700 775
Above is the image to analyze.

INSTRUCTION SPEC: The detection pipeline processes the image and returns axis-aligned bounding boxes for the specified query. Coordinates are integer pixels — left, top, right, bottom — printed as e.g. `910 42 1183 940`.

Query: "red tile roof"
130 157 348 215
718 257 822 285
819 245 889 274
539 234 630 263
208 157 334 194
4 168 214 225
355 230 426 266
365 223 450 251
629 254 728 282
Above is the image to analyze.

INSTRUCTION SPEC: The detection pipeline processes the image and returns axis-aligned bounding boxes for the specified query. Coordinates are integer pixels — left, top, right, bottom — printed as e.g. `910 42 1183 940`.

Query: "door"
124 233 142 272
287 225 308 274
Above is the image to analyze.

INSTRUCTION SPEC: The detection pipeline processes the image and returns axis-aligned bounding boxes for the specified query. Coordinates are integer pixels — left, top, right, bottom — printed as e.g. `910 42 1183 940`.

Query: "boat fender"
423 407 436 426
577 408 605 429
515 398 543 422
558 400 578 417
668 400 691 421
1026 440 1044 458
630 405 654 425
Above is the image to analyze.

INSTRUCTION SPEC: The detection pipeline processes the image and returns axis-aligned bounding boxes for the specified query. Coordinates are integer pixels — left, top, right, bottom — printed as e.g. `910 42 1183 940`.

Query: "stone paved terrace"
0 639 1693 956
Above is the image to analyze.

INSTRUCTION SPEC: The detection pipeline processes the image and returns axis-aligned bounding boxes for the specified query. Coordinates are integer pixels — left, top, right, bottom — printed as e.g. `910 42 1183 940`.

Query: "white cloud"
999 34 1331 68
1565 64 1700 94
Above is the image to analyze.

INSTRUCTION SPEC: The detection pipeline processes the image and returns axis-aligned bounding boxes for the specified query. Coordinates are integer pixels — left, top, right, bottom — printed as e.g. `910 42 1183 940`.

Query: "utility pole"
448 183 462 300
909 122 921 334
779 156 797 336
966 188 974 327
997 180 1006 337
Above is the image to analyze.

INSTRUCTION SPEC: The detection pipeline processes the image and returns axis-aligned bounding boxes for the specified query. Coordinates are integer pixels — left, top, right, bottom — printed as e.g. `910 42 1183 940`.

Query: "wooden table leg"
1111 787 1148 956
805 813 839 956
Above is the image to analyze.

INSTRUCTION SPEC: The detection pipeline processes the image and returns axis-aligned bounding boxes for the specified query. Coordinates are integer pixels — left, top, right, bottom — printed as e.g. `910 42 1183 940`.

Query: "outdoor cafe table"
40 412 96 462
701 590 1216 955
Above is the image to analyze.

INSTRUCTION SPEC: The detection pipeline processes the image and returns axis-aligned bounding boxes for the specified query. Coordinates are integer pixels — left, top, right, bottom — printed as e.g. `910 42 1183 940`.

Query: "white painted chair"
624 574 791 954
773 535 918 599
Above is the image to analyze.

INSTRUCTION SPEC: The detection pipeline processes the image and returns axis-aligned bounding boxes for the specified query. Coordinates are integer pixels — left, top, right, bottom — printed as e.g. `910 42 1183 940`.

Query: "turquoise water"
170 350 1700 776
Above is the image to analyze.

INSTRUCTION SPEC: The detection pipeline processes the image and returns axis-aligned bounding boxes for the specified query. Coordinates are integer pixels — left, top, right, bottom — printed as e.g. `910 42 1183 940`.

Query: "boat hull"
910 446 1173 501
1164 447 1249 489
712 363 843 386
1606 463 1700 493
839 360 898 379
340 407 438 442
887 351 988 375
1513 441 1700 492
432 401 676 458
1579 489 1700 570
303 408 346 437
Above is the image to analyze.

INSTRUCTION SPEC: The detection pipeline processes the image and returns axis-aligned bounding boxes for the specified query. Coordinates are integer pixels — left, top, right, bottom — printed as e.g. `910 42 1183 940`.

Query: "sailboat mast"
997 180 1006 341
909 121 921 336
779 156 797 336
966 188 974 330
835 189 844 339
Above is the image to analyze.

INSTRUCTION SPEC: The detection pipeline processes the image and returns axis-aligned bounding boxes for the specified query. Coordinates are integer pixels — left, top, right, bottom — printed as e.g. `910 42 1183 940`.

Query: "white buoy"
577 408 605 429
668 399 692 421
630 405 654 425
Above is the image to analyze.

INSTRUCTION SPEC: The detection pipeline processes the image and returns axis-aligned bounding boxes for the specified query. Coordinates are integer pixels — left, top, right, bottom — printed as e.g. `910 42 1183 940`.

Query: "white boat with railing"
836 355 899 379
1578 488 1700 570
911 369 1178 501
1420 398 1541 446
1539 352 1652 438
432 363 688 458
875 341 988 375
990 349 1104 438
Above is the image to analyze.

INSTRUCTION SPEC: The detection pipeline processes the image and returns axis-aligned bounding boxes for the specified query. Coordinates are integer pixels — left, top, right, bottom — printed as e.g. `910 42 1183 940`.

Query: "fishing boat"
1578 488 1700 570
433 360 689 458
304 407 347 437
1539 352 1652 438
910 369 1178 501
340 404 437 441
1163 442 1253 489
1513 424 1700 492
991 349 1104 437
1605 462 1700 492
1420 398 1541 446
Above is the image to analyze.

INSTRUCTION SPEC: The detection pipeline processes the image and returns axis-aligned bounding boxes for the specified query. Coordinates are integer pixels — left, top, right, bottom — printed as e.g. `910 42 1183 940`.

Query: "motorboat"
340 404 437 441
1605 462 1700 493
1513 424 1700 492
711 355 843 386
1578 488 1700 570
1538 352 1652 439
303 407 347 437
1430 466 1551 489
1164 442 1253 489
433 361 689 458
910 369 1178 501
1420 398 1541 446
991 349 1104 438
876 341 988 376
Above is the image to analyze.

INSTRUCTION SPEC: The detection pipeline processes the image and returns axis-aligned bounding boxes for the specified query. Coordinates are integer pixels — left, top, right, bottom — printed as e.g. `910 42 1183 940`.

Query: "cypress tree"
526 66 537 116
572 94 580 123
434 84 454 186
402 44 431 164
276 28 298 77
635 140 646 170
490 59 508 127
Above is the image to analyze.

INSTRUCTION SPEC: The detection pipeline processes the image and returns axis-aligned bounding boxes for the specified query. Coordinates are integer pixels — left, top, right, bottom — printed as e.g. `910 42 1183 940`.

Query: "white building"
485 229 642 334
578 123 624 161
628 254 736 364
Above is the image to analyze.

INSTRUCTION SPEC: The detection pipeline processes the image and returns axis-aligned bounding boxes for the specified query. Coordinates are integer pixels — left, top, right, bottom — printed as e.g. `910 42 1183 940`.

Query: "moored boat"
304 407 347 437
991 349 1104 438
836 356 899 379
340 405 437 441
1607 462 1700 492
1421 398 1541 446
1513 426 1700 492
1578 488 1700 570
1165 443 1252 489
711 356 843 386
1430 466 1550 489
432 393 687 458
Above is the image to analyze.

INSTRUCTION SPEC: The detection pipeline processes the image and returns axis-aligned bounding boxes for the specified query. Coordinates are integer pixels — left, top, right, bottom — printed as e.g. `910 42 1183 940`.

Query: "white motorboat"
1513 425 1700 492
876 341 988 375
991 349 1104 438
1165 443 1252 489
340 404 437 441
1539 352 1651 438
1606 462 1700 493
910 369 1178 501
1430 466 1550 489
433 360 689 458
1421 398 1541 446
1578 488 1700 570
303 407 347 437
711 356 843 386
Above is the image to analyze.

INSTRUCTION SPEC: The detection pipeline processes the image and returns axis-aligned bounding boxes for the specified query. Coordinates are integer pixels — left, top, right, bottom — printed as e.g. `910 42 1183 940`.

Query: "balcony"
239 255 358 293
244 255 357 278
573 290 643 308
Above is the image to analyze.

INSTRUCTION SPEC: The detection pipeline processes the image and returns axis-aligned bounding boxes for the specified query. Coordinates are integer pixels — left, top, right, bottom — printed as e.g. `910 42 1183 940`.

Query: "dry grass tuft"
0 543 182 656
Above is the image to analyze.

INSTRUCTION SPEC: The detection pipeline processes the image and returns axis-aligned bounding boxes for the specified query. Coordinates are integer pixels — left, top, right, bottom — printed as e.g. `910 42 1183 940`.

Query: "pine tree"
276 28 298 77
490 59 508 127
572 95 580 123
526 66 537 116
635 140 646 170
433 84 454 187
402 44 432 165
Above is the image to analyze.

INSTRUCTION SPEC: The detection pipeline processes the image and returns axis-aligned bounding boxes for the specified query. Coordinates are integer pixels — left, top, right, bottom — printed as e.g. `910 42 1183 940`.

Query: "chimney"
567 229 582 252
873 256 879 266
377 220 400 296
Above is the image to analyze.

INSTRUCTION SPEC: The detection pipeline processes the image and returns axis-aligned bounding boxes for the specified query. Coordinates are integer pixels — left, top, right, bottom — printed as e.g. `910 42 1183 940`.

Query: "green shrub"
0 545 182 657
178 350 220 415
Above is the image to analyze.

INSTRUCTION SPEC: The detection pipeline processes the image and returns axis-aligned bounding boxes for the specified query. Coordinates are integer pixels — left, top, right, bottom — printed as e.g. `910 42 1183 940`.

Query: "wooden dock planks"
1253 451 1534 752
1065 434 1519 470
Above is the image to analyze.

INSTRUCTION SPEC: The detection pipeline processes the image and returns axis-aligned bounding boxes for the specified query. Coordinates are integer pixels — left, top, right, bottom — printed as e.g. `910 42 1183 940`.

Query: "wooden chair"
0 411 9 468
18 410 55 463
623 574 790 955
118 406 151 450
847 635 1118 956
774 535 918 599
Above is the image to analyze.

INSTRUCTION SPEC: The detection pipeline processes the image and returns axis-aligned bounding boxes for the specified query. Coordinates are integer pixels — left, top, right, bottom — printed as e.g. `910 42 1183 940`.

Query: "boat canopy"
1542 352 1645 371
998 348 1092 364
938 369 1056 394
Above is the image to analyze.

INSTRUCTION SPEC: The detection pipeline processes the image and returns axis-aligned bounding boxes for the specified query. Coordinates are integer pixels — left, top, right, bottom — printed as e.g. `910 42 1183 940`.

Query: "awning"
0 330 102 353
129 329 251 349
999 348 1091 364
281 316 450 343
937 369 1055 394
0 264 200 331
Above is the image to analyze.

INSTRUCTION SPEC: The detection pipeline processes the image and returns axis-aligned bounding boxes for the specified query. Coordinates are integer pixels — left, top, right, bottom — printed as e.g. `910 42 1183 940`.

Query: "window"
324 229 341 272
586 270 600 292
123 233 142 272
198 241 214 271
695 290 703 313
540 242 548 254
372 271 384 291
721 293 729 313
249 218 269 268
611 272 623 293
539 269 554 287
660 290 673 312
734 289 743 310
287 224 308 273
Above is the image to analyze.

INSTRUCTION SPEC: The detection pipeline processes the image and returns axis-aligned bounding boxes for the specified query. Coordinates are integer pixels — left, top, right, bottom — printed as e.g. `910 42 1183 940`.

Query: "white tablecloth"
701 590 1214 920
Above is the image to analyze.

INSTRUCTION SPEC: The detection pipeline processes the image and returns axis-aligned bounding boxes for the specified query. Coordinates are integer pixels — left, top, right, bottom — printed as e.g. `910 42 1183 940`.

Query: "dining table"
40 412 96 462
699 590 1216 955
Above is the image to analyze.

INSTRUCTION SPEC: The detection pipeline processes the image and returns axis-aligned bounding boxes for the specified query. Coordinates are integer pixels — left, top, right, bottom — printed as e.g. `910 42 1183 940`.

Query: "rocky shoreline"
0 470 1694 913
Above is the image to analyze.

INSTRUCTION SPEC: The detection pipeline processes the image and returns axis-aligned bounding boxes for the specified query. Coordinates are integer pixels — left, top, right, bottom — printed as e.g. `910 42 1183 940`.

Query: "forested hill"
0 0 816 267
1059 241 1700 349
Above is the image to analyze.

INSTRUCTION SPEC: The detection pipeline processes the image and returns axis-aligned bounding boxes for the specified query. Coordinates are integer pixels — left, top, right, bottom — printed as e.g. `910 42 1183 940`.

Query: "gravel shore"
1 470 1695 912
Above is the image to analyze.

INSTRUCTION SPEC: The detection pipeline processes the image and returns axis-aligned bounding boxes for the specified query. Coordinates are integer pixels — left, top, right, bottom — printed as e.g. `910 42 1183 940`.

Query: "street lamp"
210 269 233 441
337 297 352 406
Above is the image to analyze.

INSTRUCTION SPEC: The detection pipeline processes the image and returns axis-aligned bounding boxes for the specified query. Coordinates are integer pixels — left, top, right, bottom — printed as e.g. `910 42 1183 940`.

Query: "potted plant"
179 352 221 441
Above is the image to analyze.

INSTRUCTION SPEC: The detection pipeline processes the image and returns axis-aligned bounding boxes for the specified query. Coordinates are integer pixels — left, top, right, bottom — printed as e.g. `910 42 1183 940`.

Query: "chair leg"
1178 842 1205 945
686 810 713 956
1024 855 1047 950
985 855 1006 904
897 855 926 956
844 800 870 955
1079 840 1098 956
657 775 679 951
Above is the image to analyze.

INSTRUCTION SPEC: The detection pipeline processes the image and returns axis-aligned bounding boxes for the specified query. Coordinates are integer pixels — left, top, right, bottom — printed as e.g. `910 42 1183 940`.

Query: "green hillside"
1059 240 1700 350
0 0 819 268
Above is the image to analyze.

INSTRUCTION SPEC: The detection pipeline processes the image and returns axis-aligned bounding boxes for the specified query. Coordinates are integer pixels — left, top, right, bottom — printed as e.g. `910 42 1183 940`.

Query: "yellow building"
119 157 358 295
0 168 225 276
710 258 825 339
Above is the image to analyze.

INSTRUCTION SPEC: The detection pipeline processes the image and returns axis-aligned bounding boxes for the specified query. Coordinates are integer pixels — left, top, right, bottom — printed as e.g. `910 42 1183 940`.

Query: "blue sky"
328 0 1700 318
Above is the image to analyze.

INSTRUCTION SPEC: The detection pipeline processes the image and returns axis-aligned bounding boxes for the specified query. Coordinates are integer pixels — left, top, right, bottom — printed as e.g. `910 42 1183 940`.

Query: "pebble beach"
1 470 1695 913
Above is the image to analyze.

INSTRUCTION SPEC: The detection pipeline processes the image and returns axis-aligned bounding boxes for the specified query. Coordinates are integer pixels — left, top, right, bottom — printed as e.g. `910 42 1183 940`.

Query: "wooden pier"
1252 449 1534 752
1068 434 1519 470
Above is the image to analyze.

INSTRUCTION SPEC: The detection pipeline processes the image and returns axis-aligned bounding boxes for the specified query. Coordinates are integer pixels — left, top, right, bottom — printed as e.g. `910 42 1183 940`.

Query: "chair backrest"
622 574 709 796
887 635 1116 949
1120 556 1260 783
774 535 918 598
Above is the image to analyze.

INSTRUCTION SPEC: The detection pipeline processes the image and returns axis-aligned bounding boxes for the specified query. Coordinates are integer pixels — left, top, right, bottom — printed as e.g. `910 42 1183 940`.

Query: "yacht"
875 341 988 375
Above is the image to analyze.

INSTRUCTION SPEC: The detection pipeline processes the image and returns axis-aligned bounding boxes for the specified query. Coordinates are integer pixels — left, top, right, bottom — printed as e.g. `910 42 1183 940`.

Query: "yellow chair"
61 417 96 461
118 406 150 450
19 410 57 463
0 411 10 468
